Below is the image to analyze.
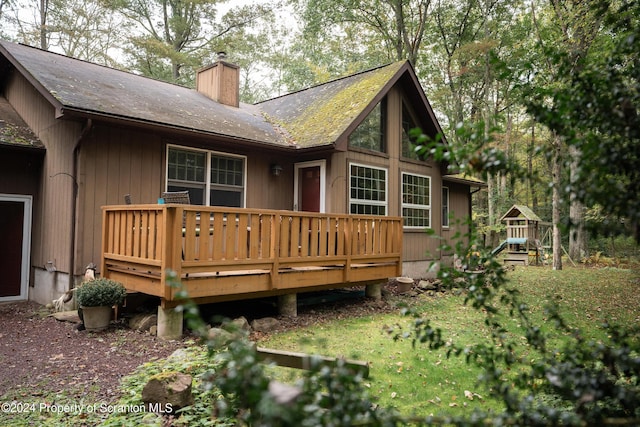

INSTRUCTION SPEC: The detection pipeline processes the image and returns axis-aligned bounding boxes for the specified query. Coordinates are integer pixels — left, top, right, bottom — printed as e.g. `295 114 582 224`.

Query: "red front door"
299 166 321 212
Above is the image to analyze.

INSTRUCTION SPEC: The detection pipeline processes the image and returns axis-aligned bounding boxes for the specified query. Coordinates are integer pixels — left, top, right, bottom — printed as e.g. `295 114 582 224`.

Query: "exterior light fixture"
271 164 283 176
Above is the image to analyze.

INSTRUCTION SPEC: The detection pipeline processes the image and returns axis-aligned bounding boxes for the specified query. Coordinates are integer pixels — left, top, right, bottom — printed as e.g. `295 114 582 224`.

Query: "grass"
260 265 640 418
2 265 638 425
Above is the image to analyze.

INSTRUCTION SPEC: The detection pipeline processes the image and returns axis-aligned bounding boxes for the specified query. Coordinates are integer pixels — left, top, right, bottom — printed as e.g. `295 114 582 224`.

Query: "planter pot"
81 305 113 331
396 277 414 293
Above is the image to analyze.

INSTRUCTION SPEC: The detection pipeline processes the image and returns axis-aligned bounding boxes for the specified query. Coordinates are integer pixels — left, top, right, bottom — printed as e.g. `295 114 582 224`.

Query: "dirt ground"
0 285 404 404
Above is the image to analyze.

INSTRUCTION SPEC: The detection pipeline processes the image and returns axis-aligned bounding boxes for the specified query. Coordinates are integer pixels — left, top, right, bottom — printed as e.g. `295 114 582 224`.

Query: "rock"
269 380 302 405
51 310 81 323
207 327 234 347
167 348 189 361
142 371 194 413
223 316 250 333
251 317 280 332
129 313 157 332
418 279 440 291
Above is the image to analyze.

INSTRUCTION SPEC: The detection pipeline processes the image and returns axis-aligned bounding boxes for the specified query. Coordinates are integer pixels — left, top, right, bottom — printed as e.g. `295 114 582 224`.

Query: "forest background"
1 0 638 266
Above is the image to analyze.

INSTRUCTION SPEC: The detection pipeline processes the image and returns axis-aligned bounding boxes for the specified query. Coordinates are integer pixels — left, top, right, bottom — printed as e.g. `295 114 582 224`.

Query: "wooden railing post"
344 217 353 282
160 206 183 302
271 212 281 289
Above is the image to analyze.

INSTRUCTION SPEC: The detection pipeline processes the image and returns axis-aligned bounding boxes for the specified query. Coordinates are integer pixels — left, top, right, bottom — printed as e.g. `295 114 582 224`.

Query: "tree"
107 0 274 86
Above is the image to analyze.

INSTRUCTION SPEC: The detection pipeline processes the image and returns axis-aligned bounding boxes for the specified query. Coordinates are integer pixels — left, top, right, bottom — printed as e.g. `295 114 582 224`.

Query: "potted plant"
75 278 127 331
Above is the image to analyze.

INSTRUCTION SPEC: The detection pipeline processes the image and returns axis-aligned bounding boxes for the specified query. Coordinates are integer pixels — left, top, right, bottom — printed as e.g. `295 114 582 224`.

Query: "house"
0 41 483 321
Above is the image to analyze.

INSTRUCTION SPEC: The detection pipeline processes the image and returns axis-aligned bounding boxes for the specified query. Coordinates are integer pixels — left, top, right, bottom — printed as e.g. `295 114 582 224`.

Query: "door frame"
294 160 326 213
0 194 32 302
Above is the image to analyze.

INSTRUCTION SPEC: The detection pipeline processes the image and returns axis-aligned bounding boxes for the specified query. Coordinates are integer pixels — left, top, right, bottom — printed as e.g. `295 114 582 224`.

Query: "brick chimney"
196 52 240 107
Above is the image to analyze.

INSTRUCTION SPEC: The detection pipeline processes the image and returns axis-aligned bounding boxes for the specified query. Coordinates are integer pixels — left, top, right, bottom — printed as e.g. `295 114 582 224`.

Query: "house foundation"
277 293 297 317
157 305 183 340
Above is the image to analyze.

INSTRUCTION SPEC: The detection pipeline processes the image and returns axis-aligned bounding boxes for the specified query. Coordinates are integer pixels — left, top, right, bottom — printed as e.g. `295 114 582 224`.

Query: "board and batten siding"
4 70 81 274
77 125 164 269
325 85 445 264
440 181 472 257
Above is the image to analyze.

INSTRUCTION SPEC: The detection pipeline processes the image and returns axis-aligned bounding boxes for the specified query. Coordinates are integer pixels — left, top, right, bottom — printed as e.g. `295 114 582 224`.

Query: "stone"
142 371 194 413
223 316 250 333
129 313 157 332
207 327 234 347
418 280 438 291
250 317 280 332
51 310 81 323
268 380 302 405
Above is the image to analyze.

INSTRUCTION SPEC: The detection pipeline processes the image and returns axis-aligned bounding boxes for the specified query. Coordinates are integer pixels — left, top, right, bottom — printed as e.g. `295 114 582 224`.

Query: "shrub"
76 278 127 307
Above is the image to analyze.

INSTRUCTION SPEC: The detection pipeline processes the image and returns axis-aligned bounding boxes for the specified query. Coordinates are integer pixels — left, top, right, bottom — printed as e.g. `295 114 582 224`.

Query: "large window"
348 100 386 153
442 186 450 228
402 172 431 228
167 146 245 207
401 102 421 160
349 163 387 215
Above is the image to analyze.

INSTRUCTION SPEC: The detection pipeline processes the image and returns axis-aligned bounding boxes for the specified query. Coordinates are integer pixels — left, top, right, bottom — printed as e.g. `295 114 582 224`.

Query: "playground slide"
491 240 508 256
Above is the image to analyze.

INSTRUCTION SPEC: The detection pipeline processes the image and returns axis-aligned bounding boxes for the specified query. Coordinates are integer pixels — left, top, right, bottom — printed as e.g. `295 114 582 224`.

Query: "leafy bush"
76 278 127 307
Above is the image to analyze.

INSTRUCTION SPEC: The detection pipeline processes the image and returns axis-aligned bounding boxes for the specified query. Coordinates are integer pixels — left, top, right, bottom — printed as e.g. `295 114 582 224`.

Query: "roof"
0 41 445 152
442 173 487 187
0 41 284 147
0 97 44 150
258 61 405 148
500 204 542 222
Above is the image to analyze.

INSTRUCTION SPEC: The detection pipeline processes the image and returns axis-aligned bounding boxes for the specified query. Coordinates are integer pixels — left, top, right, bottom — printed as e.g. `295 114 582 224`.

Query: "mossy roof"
0 97 44 149
257 61 406 148
500 204 542 222
1 41 427 151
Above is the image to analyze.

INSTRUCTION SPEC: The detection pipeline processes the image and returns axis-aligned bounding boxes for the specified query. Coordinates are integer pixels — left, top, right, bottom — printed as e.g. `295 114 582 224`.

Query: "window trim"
401 171 432 229
442 186 450 228
348 162 388 216
166 144 247 207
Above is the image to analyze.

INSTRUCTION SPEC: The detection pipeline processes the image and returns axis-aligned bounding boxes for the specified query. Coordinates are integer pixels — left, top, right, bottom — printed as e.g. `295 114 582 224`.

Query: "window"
349 163 387 215
401 102 421 160
348 100 386 152
402 172 431 228
167 146 245 207
442 187 450 227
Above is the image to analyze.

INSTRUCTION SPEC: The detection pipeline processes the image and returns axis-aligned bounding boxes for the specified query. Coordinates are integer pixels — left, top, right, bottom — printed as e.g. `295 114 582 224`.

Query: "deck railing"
101 205 403 304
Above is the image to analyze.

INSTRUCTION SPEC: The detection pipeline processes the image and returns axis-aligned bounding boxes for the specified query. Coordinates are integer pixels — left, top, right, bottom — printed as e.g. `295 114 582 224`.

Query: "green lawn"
4 265 637 426
260 266 640 418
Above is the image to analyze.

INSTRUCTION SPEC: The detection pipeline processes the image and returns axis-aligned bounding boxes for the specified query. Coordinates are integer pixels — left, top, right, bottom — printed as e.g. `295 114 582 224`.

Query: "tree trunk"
552 136 563 270
568 145 587 262
39 0 48 50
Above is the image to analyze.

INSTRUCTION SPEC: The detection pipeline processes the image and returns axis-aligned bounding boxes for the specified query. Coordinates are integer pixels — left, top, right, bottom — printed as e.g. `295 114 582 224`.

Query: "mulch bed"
0 284 409 404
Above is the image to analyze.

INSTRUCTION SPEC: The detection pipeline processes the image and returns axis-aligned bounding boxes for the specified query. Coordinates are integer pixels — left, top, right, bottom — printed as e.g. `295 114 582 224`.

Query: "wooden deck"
101 205 403 306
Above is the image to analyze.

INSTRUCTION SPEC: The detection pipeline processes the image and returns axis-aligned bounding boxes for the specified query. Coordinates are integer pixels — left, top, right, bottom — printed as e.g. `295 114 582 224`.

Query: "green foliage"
75 278 127 307
519 0 640 242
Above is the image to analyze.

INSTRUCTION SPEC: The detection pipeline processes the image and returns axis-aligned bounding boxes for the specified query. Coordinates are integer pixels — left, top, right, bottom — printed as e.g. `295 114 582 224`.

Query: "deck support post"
157 305 183 340
365 282 382 300
277 293 297 317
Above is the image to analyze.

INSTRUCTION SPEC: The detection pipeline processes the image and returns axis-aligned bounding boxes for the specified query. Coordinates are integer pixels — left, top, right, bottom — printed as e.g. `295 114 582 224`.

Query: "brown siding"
441 182 472 255
5 71 81 273
76 125 165 270
246 155 294 210
330 86 447 263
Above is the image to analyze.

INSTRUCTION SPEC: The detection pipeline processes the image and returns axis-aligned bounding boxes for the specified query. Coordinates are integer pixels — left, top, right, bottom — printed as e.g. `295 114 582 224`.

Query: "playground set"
492 205 550 266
